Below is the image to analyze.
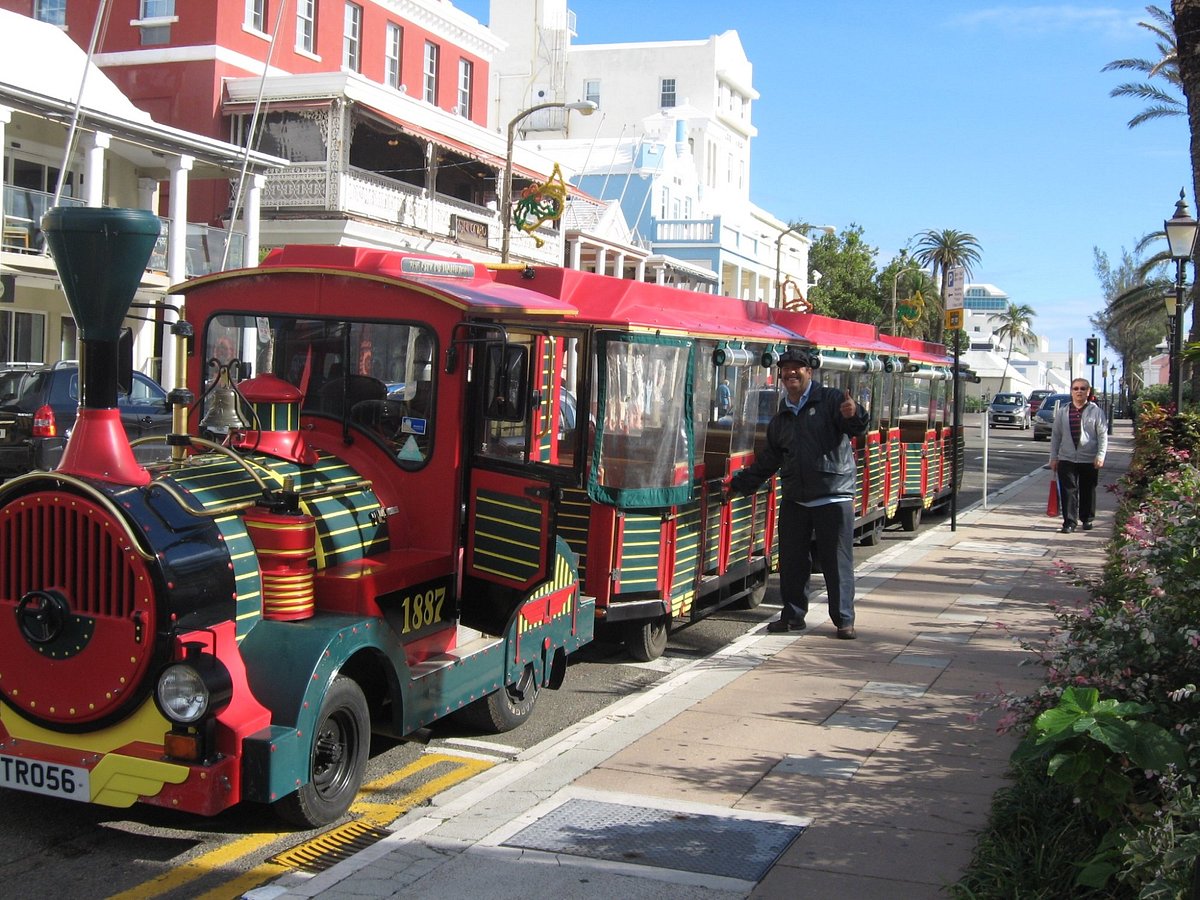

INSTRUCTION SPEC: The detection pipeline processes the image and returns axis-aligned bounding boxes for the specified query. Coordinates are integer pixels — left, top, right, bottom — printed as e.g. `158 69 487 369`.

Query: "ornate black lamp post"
1163 190 1198 411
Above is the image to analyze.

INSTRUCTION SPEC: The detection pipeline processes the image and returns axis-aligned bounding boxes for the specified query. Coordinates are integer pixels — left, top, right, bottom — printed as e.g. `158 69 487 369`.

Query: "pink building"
0 1 571 263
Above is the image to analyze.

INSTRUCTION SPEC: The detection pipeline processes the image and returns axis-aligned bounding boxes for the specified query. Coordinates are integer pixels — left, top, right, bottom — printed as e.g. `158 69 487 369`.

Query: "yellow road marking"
108 753 493 900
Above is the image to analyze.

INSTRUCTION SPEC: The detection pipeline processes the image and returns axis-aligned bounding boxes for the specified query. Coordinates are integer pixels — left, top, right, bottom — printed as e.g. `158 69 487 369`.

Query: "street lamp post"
774 224 833 306
500 100 597 263
1101 356 1109 420
1164 189 1198 412
1108 363 1117 432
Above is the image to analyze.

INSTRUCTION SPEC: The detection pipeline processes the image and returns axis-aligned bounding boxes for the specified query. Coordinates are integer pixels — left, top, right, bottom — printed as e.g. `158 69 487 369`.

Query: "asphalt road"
0 416 1054 900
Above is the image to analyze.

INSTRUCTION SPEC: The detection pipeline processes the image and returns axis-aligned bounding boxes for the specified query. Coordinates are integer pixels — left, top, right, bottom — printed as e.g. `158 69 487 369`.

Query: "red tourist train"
0 208 962 824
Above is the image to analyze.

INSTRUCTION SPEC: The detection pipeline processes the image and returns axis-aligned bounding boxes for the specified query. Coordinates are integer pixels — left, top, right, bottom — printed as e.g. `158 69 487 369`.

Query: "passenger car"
1029 389 1054 415
988 392 1030 429
1032 392 1070 441
0 362 171 477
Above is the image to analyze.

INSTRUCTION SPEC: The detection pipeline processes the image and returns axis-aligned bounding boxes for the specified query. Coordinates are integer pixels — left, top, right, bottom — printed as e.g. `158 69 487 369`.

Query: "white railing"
260 164 563 264
655 218 717 243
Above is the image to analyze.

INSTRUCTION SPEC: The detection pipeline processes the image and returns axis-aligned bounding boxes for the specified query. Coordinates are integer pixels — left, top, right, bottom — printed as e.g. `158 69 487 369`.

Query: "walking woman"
1049 378 1107 533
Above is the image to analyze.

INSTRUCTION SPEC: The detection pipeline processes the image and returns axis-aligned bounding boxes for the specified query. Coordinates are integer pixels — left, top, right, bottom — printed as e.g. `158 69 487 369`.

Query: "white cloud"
952 5 1141 40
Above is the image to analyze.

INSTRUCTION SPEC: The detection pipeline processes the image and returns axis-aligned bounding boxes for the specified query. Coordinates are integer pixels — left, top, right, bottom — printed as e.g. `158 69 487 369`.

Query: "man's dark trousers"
776 499 856 628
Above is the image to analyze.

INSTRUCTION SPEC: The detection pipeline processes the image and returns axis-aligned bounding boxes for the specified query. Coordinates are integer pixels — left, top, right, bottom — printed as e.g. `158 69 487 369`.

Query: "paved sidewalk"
250 423 1133 900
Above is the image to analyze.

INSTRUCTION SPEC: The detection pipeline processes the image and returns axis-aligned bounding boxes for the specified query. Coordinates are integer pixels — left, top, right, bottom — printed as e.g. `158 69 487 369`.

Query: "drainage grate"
269 821 393 873
501 798 804 881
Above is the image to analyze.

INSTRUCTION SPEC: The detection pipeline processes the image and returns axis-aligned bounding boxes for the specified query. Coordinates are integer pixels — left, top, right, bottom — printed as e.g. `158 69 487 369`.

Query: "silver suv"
988 392 1030 429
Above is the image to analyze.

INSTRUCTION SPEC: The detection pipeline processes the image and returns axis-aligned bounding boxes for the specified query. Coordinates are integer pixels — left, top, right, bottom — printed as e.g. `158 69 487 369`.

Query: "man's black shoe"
1060 523 1075 533
836 627 857 640
1082 521 1094 531
766 619 804 633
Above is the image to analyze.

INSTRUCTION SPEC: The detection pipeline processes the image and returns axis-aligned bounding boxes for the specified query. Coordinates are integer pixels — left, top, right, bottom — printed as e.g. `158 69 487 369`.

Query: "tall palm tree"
1106 5 1196 401
911 229 983 343
1103 5 1182 127
988 303 1038 390
1156 2 1199 402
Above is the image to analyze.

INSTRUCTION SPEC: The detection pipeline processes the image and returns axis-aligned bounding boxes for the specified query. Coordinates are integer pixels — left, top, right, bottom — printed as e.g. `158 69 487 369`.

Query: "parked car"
1032 392 1070 441
0 362 172 478
988 392 1030 429
1029 389 1054 416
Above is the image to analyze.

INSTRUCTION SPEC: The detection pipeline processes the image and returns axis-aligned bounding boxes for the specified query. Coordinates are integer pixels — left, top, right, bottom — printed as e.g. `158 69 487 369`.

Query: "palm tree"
1102 5 1182 127
1149 3 1200 403
988 303 1038 391
911 229 983 343
1104 6 1195 401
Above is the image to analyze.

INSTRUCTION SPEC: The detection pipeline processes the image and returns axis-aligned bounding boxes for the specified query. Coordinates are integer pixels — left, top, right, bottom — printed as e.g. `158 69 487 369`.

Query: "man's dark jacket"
729 382 868 503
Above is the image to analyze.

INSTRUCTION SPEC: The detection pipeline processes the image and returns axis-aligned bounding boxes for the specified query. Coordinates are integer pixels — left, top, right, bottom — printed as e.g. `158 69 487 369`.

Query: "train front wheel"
625 614 670 662
275 675 370 828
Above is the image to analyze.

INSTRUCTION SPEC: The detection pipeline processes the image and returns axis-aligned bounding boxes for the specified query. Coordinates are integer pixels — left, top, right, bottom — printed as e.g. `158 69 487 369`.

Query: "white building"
483 0 813 303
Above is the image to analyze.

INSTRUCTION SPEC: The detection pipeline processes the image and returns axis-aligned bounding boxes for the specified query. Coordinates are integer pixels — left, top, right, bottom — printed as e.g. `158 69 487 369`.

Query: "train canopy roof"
490 265 803 344
877 334 954 365
173 246 579 317
771 310 909 358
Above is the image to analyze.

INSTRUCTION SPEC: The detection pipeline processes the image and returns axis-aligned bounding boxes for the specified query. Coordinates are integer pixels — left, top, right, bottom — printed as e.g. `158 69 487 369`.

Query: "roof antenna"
221 0 288 271
46 0 114 252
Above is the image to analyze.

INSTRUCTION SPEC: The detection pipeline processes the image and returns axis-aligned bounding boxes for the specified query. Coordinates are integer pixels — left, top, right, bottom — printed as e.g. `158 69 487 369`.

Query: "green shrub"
956 408 1200 897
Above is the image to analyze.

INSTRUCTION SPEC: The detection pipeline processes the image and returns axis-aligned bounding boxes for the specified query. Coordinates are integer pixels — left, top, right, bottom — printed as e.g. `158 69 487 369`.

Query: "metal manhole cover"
501 798 804 881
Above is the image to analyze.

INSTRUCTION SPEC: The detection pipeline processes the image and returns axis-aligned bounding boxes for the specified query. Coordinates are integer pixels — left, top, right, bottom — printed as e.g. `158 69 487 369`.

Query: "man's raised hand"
841 389 857 418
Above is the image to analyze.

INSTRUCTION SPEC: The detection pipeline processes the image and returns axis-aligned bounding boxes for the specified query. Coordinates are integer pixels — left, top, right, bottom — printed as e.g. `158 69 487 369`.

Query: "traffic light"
1085 337 1098 365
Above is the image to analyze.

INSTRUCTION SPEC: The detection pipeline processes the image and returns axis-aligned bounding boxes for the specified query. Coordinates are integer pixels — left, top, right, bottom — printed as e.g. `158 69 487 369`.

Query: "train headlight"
157 665 210 723
155 648 232 724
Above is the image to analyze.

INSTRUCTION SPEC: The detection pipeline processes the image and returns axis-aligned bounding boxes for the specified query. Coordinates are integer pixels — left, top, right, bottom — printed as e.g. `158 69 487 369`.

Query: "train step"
407 633 503 679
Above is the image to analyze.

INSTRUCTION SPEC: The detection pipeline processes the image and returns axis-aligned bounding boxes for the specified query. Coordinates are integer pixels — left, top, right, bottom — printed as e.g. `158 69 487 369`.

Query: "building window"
297 0 316 54
385 22 403 89
138 0 174 44
343 3 362 72
141 0 173 17
246 0 266 32
33 0 66 26
456 59 473 117
0 310 47 366
584 79 600 108
660 78 676 109
423 41 440 104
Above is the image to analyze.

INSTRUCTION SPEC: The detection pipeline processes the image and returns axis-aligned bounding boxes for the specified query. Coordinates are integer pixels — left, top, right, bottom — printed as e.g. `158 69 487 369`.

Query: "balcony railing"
2 186 244 277
2 188 83 252
260 163 563 266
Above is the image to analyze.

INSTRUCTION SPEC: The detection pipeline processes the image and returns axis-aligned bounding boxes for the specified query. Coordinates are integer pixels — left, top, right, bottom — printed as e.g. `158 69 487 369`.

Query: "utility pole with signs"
944 266 965 531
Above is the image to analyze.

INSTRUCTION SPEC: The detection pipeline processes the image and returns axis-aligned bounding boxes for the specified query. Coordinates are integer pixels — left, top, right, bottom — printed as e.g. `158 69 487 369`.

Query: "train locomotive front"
0 208 591 827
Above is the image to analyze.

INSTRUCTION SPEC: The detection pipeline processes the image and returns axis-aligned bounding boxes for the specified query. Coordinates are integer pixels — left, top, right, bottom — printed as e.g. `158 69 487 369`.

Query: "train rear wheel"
733 576 768 609
625 614 670 662
457 663 541 733
860 517 884 546
275 676 370 828
899 505 922 532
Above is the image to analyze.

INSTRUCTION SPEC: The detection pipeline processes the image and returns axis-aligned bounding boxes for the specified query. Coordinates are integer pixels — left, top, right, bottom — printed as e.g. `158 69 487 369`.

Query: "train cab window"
590 334 693 508
474 331 584 471
202 314 436 469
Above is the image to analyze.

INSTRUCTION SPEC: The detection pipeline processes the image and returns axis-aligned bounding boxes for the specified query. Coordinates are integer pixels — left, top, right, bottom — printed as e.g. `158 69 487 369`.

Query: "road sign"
945 266 965 310
945 308 963 330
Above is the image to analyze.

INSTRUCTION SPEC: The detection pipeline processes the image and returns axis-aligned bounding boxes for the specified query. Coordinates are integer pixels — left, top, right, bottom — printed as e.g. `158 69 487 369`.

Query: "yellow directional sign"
945 309 963 330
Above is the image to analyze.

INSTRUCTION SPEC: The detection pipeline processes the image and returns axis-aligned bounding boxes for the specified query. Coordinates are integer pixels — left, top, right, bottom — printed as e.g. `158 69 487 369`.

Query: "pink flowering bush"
961 404 1200 898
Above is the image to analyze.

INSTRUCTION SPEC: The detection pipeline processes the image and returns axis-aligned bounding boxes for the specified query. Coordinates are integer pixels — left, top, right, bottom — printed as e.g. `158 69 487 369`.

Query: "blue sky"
455 1 1186 360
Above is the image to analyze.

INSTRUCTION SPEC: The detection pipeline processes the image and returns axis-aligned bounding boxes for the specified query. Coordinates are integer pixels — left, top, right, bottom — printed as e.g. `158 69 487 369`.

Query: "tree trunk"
1173 0 1200 405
